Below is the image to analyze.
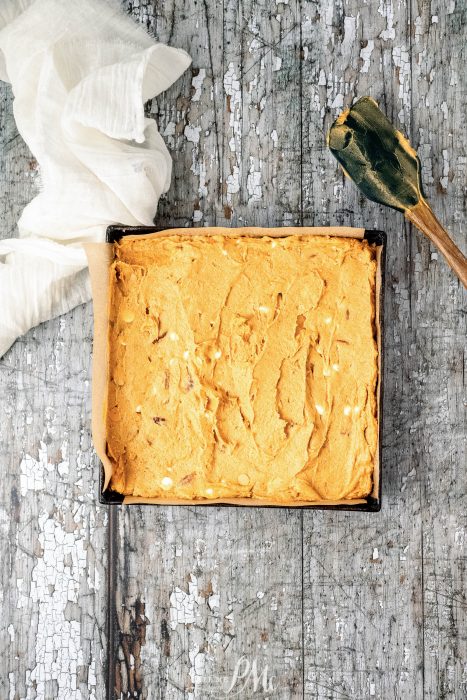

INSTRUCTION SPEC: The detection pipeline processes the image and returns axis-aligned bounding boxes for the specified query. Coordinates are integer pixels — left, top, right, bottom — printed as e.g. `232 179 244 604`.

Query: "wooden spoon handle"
406 198 467 288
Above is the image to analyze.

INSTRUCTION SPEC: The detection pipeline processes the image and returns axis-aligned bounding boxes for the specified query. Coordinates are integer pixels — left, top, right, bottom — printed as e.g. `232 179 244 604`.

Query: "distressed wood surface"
0 90 108 697
300 3 424 699
0 0 466 698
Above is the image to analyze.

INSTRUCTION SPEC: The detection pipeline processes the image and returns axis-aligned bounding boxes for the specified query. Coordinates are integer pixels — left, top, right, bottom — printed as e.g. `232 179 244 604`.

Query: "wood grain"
300 2 424 698
411 2 467 697
0 1 465 699
0 87 107 700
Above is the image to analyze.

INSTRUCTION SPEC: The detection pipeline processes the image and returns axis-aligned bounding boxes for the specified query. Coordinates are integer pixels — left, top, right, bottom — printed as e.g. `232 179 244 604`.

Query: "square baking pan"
98 224 385 511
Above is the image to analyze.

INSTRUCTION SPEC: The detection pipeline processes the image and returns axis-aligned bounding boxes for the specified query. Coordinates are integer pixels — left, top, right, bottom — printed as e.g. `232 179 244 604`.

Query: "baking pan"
98 225 385 511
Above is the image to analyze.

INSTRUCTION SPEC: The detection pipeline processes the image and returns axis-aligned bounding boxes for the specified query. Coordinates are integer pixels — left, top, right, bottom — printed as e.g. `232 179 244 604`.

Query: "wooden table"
1 1 465 698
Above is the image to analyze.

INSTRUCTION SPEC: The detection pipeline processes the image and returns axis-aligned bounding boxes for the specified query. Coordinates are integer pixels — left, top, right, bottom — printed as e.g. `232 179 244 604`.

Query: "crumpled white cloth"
0 0 191 358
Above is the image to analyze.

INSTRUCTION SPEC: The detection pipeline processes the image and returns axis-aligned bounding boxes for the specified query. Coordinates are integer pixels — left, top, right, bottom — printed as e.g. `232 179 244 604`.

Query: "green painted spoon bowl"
328 96 467 288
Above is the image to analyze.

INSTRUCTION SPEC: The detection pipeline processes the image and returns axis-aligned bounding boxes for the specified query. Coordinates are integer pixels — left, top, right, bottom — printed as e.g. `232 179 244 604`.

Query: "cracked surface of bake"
106 230 378 502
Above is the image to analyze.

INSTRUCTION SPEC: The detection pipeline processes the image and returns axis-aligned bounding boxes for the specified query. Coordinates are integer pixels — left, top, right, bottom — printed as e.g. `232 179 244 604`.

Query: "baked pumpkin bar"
106 232 378 502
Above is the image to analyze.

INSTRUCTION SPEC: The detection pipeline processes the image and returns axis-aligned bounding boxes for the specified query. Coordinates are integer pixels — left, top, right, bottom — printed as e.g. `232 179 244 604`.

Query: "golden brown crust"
106 233 378 502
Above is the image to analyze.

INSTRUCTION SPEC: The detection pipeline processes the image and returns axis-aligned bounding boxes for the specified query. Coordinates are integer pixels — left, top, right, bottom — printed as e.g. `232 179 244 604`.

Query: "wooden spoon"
327 96 467 288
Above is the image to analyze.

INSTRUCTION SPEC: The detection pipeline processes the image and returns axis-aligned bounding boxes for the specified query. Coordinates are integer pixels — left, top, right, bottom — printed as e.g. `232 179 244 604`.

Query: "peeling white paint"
331 93 344 110
226 165 240 195
341 16 357 60
248 15 259 35
249 37 262 53
417 132 434 185
360 40 374 73
392 45 411 121
163 120 176 149
224 64 241 133
17 508 91 699
273 56 282 72
188 643 206 699
271 129 278 148
169 574 203 629
184 124 201 144
170 586 195 630
11 430 102 699
247 157 262 203
414 15 423 44
191 68 206 102
20 440 70 496
440 149 450 191
223 63 242 203
9 672 15 700
378 0 396 41
20 442 48 496
208 592 220 611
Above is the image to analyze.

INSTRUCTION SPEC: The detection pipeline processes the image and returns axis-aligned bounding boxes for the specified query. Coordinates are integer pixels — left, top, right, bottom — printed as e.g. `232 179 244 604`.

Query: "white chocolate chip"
183 350 190 360
324 316 332 325
238 473 250 486
169 358 177 367
221 249 228 256
205 487 214 496
271 240 277 248
169 331 179 341
161 476 173 490
135 405 141 413
332 363 340 372
121 309 135 323
343 406 352 416
323 368 331 377
258 305 269 313
214 349 222 359
354 406 361 414
315 404 325 415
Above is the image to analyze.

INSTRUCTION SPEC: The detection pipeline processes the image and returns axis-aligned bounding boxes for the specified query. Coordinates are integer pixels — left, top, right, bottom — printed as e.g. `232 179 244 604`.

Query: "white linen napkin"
0 0 191 358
